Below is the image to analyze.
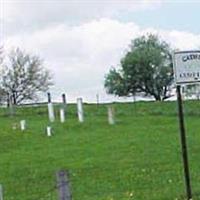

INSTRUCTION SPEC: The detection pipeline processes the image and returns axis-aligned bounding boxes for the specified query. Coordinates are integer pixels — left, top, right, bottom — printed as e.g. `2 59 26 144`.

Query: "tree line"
1 34 199 105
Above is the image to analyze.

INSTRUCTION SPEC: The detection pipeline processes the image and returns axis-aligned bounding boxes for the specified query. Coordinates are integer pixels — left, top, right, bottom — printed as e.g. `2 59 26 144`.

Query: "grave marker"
96 94 99 106
20 120 26 131
47 92 55 122
47 126 52 137
77 98 84 123
60 108 65 123
108 106 115 125
56 170 72 200
48 103 55 122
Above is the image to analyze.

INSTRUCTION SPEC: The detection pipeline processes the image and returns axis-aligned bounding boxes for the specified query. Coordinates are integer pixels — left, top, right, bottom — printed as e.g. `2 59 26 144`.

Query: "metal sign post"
172 50 200 200
176 85 192 200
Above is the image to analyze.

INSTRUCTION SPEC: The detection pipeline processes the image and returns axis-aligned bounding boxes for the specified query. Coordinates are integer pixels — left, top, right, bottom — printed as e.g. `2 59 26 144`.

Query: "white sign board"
173 51 200 84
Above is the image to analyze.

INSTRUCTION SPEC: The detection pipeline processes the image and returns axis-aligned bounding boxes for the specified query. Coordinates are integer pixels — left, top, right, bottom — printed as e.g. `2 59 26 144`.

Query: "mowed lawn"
0 101 200 200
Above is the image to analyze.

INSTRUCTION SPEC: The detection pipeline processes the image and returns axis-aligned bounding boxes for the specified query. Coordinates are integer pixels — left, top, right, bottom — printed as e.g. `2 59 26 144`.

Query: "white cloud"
141 28 200 50
3 18 200 102
4 19 139 99
0 0 162 38
1 0 161 21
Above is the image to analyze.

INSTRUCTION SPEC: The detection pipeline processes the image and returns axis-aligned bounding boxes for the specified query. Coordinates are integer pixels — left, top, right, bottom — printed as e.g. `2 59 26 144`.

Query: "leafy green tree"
0 48 53 105
105 34 174 101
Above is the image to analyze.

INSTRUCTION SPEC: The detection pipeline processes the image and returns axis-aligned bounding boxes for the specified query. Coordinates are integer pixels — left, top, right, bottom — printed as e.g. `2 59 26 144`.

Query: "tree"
104 34 174 101
0 48 53 105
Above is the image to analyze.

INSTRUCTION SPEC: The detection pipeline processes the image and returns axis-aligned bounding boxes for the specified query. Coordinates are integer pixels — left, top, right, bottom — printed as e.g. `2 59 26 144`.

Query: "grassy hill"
0 101 200 200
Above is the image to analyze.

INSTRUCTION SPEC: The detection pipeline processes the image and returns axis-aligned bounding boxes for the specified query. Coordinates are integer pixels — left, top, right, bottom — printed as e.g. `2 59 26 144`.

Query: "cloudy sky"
1 0 200 103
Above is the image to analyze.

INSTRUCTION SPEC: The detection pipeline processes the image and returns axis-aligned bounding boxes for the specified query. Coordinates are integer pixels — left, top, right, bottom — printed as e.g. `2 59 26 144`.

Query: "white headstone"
20 120 26 131
108 106 115 125
48 103 55 122
60 108 65 123
47 126 52 137
77 98 84 122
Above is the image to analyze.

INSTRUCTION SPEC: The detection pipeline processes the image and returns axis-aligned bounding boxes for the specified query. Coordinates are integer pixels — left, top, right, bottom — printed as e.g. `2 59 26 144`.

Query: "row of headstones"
17 93 115 137
15 120 54 137
48 97 84 123
47 93 115 125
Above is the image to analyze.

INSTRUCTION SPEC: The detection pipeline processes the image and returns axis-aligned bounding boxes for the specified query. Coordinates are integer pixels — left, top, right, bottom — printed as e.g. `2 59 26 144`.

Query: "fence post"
62 93 66 105
96 94 99 106
47 92 51 103
62 93 67 118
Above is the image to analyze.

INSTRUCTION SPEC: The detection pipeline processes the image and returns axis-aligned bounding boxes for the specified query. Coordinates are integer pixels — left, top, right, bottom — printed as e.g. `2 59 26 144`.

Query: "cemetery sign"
172 50 198 199
173 50 200 84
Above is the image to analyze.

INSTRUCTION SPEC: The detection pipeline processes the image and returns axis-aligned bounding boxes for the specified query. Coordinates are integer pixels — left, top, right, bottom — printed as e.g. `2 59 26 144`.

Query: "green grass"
0 101 200 199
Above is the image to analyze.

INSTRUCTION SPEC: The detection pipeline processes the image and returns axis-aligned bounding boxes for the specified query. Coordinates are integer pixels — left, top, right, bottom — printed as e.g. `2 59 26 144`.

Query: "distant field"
0 101 200 200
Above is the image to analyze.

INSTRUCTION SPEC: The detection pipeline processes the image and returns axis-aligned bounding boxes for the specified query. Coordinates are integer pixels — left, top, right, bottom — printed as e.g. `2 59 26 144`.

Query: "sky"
0 0 200 103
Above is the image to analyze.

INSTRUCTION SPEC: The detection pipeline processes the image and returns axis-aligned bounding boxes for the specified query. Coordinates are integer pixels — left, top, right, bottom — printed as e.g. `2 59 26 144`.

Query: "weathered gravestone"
47 93 55 122
56 170 72 200
46 126 52 137
20 120 26 131
108 106 115 125
77 98 84 123
60 108 65 123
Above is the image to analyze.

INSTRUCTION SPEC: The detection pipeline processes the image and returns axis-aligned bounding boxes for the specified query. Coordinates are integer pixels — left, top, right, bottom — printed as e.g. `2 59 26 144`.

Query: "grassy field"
0 100 200 200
